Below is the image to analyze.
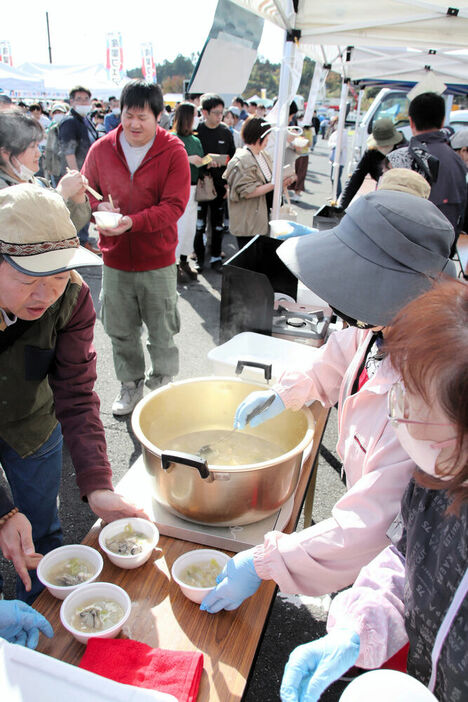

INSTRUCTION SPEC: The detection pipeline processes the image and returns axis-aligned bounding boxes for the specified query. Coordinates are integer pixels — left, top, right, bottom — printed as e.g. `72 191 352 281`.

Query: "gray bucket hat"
277 190 456 326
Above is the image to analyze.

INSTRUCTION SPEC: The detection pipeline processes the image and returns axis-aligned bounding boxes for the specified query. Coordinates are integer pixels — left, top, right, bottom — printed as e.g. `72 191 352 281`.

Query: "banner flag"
141 42 157 83
0 41 13 66
106 32 124 84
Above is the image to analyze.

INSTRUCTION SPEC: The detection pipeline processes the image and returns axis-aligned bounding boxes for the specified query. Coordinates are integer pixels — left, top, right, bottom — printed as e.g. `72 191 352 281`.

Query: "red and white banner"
0 41 13 66
106 32 124 84
141 42 156 83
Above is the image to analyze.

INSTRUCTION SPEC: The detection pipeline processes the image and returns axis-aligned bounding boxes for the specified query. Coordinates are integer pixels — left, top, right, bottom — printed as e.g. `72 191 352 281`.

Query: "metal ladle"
198 394 276 458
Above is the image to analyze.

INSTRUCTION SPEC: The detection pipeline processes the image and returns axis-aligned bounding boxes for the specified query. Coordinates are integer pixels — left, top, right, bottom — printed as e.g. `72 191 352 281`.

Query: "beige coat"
223 147 272 237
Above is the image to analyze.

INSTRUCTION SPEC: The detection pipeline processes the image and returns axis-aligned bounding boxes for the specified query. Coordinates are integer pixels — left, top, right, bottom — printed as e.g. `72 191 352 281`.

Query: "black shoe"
194 262 205 273
210 259 223 273
178 260 198 281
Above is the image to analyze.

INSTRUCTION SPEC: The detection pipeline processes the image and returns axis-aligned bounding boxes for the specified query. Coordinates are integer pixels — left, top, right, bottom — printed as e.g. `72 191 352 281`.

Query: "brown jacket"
224 147 272 237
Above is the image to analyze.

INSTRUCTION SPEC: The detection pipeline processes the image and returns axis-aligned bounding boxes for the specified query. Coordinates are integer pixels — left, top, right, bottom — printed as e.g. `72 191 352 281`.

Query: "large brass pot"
132 377 315 526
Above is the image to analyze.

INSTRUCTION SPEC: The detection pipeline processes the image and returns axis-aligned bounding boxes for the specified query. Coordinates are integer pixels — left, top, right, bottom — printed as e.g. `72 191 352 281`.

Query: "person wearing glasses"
280 278 467 702
201 186 456 616
193 94 236 273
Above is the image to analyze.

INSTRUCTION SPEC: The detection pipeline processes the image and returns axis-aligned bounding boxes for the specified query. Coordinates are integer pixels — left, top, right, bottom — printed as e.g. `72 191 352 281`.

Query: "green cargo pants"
101 264 180 385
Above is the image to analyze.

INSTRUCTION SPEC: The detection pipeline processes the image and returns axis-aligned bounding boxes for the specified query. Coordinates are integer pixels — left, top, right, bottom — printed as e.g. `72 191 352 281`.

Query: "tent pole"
445 93 453 125
348 86 363 175
45 12 53 64
271 33 297 220
331 79 349 203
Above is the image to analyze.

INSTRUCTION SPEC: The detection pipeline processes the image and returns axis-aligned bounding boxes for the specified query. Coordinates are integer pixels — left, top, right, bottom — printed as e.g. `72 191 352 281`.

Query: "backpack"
44 123 64 179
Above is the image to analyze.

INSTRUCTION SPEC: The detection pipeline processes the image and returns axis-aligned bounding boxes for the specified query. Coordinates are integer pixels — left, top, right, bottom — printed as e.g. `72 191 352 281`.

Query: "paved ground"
1 136 351 701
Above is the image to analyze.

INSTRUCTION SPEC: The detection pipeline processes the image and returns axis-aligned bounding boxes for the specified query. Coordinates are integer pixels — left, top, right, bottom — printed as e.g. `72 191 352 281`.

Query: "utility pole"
46 12 52 63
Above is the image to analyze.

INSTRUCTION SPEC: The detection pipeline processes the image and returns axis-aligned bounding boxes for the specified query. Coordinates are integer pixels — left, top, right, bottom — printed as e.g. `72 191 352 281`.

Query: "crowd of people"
0 81 467 702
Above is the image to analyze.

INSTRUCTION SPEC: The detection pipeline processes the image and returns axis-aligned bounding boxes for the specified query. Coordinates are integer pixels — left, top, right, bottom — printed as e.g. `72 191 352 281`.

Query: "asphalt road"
1 137 350 701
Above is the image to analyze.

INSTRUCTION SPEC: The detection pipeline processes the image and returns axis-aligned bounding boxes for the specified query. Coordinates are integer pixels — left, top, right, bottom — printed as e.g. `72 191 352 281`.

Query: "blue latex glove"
200 548 261 613
0 600 54 649
234 390 285 430
277 222 319 240
280 630 360 702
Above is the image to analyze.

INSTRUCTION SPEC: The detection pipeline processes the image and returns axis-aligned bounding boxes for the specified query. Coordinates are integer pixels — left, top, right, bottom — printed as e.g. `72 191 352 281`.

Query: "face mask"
112 107 121 116
74 104 90 116
10 158 35 181
393 422 456 478
52 113 66 124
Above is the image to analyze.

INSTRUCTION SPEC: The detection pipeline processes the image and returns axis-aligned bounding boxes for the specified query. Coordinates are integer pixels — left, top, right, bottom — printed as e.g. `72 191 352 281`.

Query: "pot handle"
235 360 272 382
161 451 213 481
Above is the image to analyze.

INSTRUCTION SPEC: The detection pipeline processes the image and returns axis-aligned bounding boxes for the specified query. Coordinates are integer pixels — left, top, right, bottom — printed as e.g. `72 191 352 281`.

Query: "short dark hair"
90 109 105 120
409 92 445 131
69 85 91 100
120 79 164 120
29 103 42 113
108 96 117 102
187 93 202 101
248 100 258 107
241 116 270 145
233 96 243 105
173 102 196 137
17 101 27 109
201 93 224 112
289 100 298 116
0 95 12 106
0 111 44 169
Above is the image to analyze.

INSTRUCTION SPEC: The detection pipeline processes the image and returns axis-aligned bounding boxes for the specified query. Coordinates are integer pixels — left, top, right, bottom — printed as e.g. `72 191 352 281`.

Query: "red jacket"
81 125 190 271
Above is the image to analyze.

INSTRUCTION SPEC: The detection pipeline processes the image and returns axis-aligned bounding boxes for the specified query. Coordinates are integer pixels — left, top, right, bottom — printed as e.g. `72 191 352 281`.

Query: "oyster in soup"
46 557 95 587
105 522 150 556
70 598 124 633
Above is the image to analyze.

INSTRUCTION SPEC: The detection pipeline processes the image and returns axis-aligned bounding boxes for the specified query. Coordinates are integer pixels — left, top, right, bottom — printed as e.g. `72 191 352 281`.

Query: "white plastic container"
0 639 177 702
98 517 159 569
37 544 103 600
171 549 230 604
269 219 294 237
60 581 131 645
93 211 122 229
339 670 437 701
208 331 315 383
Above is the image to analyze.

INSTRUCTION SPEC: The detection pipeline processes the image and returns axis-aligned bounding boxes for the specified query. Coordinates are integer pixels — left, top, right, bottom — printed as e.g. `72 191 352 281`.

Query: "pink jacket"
327 545 407 668
253 327 415 595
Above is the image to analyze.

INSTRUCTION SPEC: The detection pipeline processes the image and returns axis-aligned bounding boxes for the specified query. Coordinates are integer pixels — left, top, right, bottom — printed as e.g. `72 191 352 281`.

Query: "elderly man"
81 80 190 415
0 184 146 603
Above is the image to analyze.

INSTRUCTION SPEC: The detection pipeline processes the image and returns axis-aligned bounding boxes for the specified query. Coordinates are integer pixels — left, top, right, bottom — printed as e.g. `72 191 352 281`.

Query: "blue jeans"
330 164 344 199
0 424 63 603
77 222 89 245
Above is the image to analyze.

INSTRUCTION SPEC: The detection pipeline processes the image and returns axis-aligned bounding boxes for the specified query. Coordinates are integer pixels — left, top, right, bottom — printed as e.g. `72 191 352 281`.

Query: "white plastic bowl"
60 581 131 645
37 544 103 600
293 136 309 148
98 517 159 569
269 219 294 237
93 211 122 229
171 549 230 604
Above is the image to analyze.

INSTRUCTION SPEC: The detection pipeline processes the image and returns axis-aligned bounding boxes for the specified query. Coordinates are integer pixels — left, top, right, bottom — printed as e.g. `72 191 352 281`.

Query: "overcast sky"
3 0 284 68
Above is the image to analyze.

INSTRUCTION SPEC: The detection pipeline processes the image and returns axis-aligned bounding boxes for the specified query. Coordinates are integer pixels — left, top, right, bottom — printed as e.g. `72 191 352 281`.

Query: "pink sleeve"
327 545 408 668
274 327 364 410
253 422 415 596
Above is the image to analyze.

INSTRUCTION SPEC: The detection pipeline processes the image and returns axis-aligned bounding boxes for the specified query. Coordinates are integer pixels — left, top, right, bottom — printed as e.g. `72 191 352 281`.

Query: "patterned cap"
0 183 101 276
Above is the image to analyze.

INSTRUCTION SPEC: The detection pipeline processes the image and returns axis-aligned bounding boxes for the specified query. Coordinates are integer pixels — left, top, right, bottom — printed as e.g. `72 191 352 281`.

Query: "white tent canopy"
233 1 468 50
0 63 45 96
17 62 130 100
233 0 468 213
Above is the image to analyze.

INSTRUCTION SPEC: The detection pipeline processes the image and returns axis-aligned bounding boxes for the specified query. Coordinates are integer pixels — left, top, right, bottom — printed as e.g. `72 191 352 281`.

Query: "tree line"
127 54 342 99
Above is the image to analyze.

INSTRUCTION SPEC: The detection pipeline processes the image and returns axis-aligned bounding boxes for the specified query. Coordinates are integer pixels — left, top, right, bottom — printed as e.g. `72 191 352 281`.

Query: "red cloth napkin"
79 638 204 702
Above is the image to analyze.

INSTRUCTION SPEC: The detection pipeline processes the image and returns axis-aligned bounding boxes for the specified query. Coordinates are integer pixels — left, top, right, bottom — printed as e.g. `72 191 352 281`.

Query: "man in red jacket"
82 80 191 415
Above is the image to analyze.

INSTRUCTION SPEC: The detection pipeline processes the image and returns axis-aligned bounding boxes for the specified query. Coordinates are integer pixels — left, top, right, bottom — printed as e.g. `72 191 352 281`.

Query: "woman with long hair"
173 102 204 283
281 278 468 702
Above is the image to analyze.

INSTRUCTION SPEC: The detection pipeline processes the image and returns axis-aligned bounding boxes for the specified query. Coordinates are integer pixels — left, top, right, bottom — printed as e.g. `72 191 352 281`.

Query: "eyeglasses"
209 110 224 116
387 381 453 428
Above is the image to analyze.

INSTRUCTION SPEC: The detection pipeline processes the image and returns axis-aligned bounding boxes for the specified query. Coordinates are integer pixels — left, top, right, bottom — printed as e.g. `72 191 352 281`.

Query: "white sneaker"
112 379 144 416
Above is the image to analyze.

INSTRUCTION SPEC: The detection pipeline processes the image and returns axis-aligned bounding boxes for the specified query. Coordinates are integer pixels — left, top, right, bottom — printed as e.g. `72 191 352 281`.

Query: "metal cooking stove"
272 299 331 346
118 453 310 552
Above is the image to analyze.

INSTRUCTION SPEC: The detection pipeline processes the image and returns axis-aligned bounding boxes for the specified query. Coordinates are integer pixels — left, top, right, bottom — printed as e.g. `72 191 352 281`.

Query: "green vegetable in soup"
179 558 222 588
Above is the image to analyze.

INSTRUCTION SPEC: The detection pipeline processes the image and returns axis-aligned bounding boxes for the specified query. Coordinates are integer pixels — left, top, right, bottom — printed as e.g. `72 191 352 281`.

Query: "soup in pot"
164 430 285 465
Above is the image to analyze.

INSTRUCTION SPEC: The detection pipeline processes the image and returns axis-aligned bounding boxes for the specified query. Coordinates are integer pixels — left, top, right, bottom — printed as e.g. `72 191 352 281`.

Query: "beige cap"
51 101 68 114
378 168 431 199
0 183 101 276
